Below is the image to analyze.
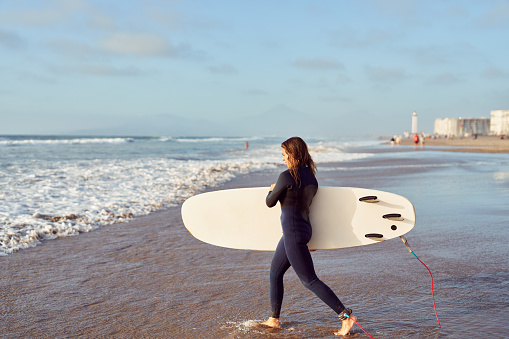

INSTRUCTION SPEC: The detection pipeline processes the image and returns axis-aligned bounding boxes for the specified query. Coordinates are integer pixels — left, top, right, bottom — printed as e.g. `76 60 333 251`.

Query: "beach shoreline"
391 135 509 153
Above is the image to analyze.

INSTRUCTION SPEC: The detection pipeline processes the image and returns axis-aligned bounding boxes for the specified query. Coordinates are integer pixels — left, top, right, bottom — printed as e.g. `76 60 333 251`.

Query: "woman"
261 137 356 336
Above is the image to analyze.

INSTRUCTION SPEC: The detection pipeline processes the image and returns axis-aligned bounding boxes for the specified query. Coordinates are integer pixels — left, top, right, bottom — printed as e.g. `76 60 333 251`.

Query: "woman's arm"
266 171 292 207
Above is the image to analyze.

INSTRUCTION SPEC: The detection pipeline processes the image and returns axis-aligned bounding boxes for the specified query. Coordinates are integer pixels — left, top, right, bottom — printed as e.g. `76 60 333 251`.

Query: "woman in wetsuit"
260 137 356 336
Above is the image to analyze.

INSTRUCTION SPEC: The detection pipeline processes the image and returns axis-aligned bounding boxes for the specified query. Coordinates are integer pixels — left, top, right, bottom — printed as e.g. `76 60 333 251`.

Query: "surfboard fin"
359 195 379 203
365 233 385 241
383 213 404 221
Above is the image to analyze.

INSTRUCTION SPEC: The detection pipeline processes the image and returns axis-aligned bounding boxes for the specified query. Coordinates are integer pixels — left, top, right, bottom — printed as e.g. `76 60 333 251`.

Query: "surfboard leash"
342 236 440 338
400 235 441 328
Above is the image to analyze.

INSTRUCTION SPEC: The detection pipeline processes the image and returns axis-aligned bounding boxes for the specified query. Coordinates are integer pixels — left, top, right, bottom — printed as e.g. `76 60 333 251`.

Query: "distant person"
420 134 425 149
260 137 356 336
245 141 249 149
413 133 420 150
390 136 395 147
395 135 401 146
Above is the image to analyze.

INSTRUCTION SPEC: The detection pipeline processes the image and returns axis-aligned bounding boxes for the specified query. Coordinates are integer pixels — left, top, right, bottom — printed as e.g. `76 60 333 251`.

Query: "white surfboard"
181 187 415 251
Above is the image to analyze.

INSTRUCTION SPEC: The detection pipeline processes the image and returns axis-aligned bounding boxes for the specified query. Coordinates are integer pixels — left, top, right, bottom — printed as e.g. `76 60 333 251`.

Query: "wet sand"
396 135 509 153
1 148 508 338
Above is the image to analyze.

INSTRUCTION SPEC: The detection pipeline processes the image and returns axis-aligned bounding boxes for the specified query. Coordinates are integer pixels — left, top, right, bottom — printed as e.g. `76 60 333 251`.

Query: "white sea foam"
168 136 263 143
0 158 279 254
0 137 133 146
0 136 375 255
220 319 296 334
309 140 374 163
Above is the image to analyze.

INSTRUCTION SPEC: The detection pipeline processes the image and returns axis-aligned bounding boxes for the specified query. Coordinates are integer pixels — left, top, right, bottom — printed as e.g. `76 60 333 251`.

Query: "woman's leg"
284 233 346 315
269 237 291 318
261 237 290 328
285 235 356 335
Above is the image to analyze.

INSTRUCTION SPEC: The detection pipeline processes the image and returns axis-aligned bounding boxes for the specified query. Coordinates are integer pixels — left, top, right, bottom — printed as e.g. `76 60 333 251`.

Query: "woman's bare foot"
334 315 357 336
260 317 282 329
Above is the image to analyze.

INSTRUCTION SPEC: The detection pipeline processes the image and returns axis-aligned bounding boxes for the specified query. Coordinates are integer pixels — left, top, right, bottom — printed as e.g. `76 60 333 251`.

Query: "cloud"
47 32 204 60
99 33 172 56
406 46 453 66
406 42 479 67
47 38 100 60
426 72 462 85
88 12 116 30
365 65 408 83
446 5 468 18
243 89 268 96
368 0 420 18
478 1 509 28
0 0 115 30
336 73 352 84
0 29 26 50
292 57 344 70
330 27 396 49
146 5 227 32
0 88 12 96
97 32 205 59
320 95 353 103
145 7 183 30
482 66 509 79
71 64 145 76
59 0 117 31
489 88 509 101
19 72 57 84
208 64 238 74
47 63 146 77
0 8 64 26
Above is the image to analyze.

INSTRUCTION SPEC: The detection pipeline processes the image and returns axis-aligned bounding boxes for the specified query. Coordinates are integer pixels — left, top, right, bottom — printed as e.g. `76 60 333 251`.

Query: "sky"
1 0 508 136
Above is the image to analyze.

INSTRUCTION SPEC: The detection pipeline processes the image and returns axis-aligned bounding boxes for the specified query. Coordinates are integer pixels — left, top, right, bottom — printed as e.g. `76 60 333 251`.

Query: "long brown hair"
281 137 316 183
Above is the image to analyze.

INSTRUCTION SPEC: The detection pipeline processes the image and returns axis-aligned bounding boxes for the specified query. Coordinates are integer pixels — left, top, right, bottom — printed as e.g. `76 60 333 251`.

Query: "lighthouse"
411 112 418 134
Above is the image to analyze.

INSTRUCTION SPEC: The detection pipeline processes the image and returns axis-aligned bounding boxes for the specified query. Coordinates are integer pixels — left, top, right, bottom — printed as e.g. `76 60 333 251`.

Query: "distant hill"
72 113 221 137
233 104 322 137
71 105 333 137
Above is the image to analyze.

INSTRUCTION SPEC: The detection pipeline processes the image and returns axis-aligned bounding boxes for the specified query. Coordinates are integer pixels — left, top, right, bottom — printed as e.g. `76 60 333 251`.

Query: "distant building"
434 117 490 136
411 112 418 134
490 110 509 136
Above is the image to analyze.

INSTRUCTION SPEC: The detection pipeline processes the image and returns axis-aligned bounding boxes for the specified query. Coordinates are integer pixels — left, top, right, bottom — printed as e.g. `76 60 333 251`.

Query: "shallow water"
1 146 508 338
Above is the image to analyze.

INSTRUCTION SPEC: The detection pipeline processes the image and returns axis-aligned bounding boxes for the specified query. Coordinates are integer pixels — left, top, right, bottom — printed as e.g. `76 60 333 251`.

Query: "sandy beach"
1 146 508 338
395 135 509 153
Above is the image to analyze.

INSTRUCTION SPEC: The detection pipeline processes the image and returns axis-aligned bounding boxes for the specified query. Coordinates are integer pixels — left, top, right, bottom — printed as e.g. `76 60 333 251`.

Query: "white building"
411 112 418 134
434 117 490 136
490 110 509 136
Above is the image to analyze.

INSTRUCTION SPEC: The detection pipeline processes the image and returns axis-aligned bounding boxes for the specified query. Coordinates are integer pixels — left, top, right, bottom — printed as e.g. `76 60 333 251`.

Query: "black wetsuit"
266 167 345 318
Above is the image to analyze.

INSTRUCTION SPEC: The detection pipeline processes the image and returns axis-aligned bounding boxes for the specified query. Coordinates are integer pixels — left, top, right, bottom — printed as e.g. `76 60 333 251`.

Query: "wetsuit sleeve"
266 171 293 207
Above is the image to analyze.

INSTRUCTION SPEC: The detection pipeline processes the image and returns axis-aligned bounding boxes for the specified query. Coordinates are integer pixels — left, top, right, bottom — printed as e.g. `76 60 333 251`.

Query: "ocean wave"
167 136 262 143
0 136 377 255
0 137 134 146
0 157 280 255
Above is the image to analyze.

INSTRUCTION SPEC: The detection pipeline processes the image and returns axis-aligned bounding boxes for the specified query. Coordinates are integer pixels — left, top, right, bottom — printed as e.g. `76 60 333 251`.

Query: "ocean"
0 135 375 255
